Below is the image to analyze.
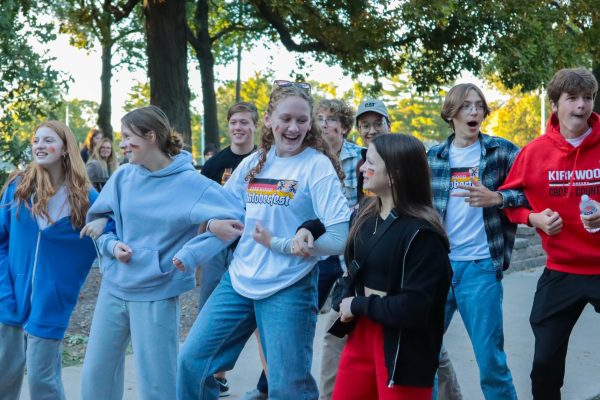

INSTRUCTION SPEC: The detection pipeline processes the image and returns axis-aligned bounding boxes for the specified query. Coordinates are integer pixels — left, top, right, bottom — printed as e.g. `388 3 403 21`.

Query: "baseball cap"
355 99 389 125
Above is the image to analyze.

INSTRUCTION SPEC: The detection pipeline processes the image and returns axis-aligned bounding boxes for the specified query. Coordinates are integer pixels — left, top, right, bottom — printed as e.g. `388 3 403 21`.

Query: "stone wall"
508 225 547 273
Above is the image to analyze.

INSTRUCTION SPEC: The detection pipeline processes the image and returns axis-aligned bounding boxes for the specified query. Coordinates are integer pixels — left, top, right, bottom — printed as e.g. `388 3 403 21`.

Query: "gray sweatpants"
0 323 65 400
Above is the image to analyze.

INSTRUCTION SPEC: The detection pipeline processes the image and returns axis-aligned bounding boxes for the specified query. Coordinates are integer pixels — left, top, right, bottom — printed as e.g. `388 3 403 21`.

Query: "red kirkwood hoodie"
499 112 600 275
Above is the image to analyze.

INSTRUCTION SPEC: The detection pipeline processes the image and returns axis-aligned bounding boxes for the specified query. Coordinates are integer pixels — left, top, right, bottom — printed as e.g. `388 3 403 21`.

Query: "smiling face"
32 127 66 169
120 123 152 165
316 108 346 153
451 90 485 147
99 140 113 160
228 111 256 147
551 91 594 138
360 143 391 196
357 112 389 145
265 95 312 157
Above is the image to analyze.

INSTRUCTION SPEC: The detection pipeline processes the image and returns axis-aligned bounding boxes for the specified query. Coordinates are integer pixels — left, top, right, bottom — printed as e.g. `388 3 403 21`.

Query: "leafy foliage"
0 0 68 182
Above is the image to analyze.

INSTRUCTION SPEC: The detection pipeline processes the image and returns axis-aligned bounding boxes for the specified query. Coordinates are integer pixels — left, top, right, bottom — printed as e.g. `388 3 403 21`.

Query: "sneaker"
241 388 268 400
215 377 230 397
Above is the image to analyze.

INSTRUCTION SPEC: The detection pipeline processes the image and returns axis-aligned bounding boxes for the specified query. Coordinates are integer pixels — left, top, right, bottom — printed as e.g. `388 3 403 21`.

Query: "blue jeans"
178 269 319 400
444 258 517 400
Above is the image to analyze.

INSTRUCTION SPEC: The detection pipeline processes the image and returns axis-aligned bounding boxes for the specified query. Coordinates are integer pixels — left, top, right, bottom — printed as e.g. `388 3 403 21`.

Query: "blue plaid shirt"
428 133 527 279
339 140 364 208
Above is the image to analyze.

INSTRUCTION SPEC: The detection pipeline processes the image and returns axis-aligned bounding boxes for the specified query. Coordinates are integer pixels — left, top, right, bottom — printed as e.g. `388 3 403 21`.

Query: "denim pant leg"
26 334 66 400
81 286 132 400
452 259 517 400
198 247 232 310
178 271 257 400
255 269 319 400
129 296 180 400
0 323 26 400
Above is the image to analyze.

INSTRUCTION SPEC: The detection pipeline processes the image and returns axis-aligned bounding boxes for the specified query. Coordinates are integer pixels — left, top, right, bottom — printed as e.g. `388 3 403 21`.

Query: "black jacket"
348 216 452 387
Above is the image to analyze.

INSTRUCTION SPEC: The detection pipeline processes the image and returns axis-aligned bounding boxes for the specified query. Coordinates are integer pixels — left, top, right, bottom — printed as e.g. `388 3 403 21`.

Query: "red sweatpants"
332 317 433 400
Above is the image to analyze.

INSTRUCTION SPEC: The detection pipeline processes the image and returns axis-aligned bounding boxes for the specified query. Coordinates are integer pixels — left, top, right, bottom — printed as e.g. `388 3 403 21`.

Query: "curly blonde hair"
245 85 344 183
7 121 91 228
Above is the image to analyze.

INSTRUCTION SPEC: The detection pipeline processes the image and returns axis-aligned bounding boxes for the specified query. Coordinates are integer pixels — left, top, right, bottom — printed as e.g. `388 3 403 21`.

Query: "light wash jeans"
178 269 319 400
443 258 517 400
81 286 180 400
0 323 65 400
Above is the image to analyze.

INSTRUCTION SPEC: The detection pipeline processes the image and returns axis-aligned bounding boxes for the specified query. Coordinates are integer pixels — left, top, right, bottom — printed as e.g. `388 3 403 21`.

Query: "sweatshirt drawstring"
566 146 581 198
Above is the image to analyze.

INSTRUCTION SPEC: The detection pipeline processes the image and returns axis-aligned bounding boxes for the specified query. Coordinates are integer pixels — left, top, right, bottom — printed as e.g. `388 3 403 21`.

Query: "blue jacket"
0 179 99 340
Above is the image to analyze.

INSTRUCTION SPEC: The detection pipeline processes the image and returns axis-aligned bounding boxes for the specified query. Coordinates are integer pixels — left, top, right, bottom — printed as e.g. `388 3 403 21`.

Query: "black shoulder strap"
348 210 398 279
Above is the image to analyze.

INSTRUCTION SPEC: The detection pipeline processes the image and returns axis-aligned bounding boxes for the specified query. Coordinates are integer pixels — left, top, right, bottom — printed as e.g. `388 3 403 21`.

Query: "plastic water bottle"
579 195 600 233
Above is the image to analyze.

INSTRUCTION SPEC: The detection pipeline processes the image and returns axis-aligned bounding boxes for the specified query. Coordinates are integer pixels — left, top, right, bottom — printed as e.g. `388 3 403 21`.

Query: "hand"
209 219 244 242
113 242 133 263
80 218 108 240
529 208 563 236
291 228 314 257
172 257 185 272
581 199 600 231
339 296 355 323
253 223 272 248
453 178 503 208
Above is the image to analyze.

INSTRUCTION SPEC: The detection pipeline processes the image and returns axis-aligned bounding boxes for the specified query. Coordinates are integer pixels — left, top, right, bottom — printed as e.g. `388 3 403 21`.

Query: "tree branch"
251 0 326 52
108 0 140 22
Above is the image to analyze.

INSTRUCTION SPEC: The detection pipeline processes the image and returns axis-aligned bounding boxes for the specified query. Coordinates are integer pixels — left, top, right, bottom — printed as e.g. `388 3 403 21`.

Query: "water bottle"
579 195 600 233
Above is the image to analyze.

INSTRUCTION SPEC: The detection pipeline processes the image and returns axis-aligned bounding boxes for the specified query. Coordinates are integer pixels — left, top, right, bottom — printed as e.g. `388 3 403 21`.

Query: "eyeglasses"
317 116 340 125
273 80 311 94
358 119 386 132
460 103 485 114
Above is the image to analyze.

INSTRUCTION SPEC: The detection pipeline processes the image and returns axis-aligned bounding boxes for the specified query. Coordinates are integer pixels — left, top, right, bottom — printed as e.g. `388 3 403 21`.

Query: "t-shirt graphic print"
247 178 298 207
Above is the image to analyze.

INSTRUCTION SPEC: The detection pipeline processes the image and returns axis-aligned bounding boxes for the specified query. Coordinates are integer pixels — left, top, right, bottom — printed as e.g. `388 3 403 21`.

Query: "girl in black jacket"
332 134 452 400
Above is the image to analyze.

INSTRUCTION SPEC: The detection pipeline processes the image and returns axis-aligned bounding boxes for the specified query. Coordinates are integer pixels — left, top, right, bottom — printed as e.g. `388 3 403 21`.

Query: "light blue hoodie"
87 151 243 301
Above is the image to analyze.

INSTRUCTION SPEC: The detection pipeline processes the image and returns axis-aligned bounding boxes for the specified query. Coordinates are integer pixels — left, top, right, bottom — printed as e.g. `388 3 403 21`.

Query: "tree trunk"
98 37 113 138
194 0 219 146
593 63 600 113
144 0 192 147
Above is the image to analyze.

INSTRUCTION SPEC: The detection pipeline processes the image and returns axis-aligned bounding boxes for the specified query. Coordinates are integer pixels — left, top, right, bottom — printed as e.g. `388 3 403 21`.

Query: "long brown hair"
6 121 91 228
82 128 103 152
89 137 117 175
121 105 183 157
345 134 448 260
245 85 344 182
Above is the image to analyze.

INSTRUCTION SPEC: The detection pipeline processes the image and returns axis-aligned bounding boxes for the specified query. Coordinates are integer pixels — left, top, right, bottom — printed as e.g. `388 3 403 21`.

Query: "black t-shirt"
200 146 255 185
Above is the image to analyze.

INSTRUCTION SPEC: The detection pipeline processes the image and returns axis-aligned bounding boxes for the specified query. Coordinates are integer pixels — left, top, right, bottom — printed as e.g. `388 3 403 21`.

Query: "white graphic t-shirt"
445 141 491 261
224 147 351 299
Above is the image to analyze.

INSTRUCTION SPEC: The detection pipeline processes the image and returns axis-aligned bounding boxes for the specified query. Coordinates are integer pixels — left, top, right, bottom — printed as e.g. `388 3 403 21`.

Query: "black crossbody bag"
328 210 398 338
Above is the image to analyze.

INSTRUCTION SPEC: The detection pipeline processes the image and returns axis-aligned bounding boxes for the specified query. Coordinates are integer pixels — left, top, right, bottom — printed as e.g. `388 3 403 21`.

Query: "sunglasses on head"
273 80 311 94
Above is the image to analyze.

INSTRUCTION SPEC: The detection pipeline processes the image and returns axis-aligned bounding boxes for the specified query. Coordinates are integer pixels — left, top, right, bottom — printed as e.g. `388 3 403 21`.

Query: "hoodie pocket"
106 248 166 289
33 279 70 327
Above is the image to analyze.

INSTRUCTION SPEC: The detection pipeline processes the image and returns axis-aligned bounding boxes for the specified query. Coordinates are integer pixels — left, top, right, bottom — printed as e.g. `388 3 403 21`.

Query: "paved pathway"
21 267 600 399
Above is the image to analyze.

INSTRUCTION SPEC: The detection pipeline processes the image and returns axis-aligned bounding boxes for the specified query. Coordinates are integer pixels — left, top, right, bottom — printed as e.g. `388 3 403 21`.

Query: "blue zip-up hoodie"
0 179 99 340
87 151 243 301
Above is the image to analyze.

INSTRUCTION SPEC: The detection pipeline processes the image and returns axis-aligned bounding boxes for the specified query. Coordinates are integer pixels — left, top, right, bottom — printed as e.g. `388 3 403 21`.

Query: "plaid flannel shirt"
339 140 364 208
428 133 527 279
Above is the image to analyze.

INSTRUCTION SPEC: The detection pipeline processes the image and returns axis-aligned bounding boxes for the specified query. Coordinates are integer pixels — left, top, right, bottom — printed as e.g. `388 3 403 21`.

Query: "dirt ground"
62 268 201 366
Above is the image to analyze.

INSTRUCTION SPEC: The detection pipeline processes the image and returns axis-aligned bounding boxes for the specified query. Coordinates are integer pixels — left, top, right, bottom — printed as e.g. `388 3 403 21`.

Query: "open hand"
453 178 502 208
80 218 108 240
209 219 244 242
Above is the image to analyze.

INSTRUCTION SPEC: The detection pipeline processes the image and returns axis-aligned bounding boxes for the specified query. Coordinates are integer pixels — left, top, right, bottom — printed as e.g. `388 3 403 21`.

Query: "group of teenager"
0 66 599 400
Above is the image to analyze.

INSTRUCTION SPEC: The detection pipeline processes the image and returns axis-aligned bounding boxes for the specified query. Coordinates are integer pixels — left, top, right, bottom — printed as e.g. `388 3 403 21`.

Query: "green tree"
55 0 145 137
481 82 546 148
0 0 67 182
483 1 600 111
